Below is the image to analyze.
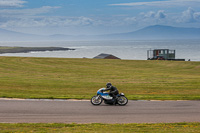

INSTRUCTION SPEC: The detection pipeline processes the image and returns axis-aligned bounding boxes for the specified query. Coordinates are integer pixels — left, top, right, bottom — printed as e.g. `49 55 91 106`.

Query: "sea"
0 39 200 61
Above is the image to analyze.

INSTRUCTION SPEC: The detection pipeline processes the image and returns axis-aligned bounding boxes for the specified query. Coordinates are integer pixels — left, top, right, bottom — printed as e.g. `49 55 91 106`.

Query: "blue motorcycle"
91 88 128 106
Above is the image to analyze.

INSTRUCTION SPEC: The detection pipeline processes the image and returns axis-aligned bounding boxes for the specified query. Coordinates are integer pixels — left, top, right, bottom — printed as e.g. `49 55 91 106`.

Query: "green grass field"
0 56 200 132
0 123 200 133
0 56 200 100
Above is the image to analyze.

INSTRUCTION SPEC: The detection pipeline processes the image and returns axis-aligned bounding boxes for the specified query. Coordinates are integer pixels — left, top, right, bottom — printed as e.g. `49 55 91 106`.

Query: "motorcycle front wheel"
91 95 103 105
117 96 128 106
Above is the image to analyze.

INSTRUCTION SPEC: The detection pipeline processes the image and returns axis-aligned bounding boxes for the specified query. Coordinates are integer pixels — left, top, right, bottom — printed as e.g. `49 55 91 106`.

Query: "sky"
0 0 200 35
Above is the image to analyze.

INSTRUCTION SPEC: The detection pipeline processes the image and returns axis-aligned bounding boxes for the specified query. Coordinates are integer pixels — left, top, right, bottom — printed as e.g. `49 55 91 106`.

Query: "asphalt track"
0 99 199 123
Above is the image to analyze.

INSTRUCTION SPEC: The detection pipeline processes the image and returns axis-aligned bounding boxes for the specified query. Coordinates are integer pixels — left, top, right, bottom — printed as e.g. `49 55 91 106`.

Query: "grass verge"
0 123 200 133
0 56 200 100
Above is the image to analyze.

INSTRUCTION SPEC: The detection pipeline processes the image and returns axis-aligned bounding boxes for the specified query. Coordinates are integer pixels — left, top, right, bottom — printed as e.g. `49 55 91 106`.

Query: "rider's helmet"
106 82 112 88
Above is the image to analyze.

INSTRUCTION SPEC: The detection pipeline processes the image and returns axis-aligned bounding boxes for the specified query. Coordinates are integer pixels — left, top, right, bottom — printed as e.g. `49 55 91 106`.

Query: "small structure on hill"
147 49 185 61
93 53 120 59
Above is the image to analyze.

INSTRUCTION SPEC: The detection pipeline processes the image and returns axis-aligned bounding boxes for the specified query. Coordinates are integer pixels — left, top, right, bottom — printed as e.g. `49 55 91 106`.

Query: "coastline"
0 46 75 54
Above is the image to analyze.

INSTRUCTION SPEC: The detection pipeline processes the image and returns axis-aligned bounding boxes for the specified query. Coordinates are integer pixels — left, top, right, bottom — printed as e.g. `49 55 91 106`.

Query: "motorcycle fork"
96 95 100 100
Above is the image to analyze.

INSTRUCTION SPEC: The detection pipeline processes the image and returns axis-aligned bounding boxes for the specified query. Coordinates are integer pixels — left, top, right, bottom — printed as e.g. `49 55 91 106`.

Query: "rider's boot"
113 98 117 105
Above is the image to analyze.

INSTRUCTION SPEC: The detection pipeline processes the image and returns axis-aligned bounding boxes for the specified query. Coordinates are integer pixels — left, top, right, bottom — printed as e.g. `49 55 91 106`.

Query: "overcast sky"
0 0 200 35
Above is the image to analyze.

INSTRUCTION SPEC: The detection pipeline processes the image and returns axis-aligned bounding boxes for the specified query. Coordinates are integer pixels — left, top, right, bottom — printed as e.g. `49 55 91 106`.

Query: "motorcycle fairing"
97 88 113 100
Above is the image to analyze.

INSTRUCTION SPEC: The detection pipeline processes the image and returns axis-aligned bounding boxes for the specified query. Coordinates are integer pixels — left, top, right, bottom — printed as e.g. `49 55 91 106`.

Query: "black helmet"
106 82 112 88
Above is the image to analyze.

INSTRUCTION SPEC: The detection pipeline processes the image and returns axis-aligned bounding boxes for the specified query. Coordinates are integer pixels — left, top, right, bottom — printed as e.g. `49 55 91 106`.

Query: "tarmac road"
0 99 199 123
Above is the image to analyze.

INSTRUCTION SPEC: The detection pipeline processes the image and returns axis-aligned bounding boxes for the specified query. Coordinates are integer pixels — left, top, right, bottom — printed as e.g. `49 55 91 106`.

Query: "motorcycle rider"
102 82 119 104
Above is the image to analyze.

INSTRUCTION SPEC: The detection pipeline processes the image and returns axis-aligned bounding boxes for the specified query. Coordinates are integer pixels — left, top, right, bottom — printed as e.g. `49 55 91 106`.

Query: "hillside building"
93 53 120 59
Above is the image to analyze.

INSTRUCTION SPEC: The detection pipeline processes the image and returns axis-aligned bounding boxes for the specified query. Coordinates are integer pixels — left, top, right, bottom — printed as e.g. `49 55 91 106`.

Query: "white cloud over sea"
109 0 200 7
0 7 199 32
0 15 100 28
0 0 26 8
0 6 60 15
178 7 200 23
0 0 199 35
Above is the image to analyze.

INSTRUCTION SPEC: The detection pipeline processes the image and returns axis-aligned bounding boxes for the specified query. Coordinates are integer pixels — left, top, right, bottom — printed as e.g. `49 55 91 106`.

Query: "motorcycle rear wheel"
117 96 128 106
91 95 103 105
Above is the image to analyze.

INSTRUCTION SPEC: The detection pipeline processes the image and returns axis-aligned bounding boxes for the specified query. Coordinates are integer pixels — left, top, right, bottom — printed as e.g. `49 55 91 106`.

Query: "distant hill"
0 28 84 41
127 25 200 39
0 25 200 41
101 25 200 40
0 28 45 41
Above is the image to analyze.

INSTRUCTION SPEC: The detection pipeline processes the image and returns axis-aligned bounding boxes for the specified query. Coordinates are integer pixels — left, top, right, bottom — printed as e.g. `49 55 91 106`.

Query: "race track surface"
0 99 199 123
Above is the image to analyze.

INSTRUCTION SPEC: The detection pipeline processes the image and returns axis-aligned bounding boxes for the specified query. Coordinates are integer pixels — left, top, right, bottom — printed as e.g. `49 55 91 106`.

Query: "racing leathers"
103 85 119 99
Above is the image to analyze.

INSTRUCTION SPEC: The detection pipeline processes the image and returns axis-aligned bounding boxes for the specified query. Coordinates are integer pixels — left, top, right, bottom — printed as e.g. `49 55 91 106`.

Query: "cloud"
123 8 200 28
0 4 102 29
0 0 26 8
178 7 200 23
0 6 63 28
194 12 200 21
109 0 200 7
0 16 100 28
124 17 137 24
0 4 102 27
142 10 166 19
156 10 166 19
181 7 195 22
121 10 167 27
0 6 61 16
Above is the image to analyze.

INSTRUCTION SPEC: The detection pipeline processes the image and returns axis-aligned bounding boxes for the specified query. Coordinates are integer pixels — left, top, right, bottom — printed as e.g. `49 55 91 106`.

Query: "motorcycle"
91 88 128 106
